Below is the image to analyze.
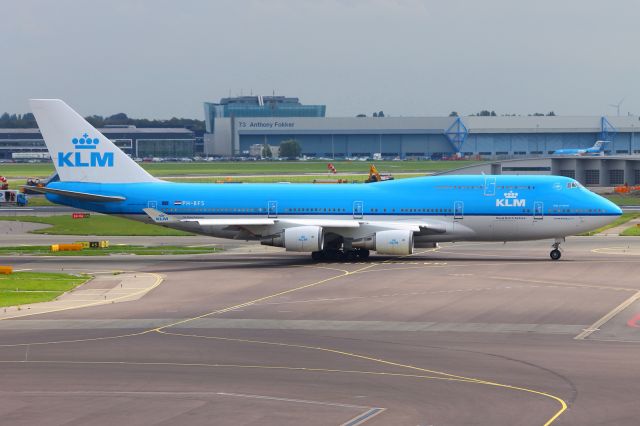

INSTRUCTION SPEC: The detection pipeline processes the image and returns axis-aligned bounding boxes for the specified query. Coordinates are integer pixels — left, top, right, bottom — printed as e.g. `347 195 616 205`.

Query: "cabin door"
267 201 278 218
534 202 544 220
353 201 364 219
454 201 464 220
484 176 496 196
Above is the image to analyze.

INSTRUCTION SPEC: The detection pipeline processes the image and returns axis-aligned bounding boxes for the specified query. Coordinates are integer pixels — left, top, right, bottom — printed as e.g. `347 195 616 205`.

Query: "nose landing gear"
550 238 564 260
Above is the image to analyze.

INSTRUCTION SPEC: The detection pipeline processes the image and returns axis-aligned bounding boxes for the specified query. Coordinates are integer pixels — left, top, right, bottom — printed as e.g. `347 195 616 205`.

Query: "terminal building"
0 126 197 160
203 107 640 160
204 95 326 133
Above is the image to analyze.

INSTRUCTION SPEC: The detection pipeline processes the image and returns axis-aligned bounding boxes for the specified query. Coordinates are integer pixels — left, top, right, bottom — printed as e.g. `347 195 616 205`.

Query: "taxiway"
1 237 639 425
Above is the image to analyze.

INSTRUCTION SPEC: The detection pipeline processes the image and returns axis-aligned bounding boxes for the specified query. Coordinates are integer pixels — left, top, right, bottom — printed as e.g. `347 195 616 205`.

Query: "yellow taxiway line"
0 249 568 425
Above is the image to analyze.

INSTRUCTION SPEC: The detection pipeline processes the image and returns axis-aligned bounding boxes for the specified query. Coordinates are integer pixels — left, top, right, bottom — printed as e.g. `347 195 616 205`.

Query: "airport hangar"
204 106 640 161
436 155 640 187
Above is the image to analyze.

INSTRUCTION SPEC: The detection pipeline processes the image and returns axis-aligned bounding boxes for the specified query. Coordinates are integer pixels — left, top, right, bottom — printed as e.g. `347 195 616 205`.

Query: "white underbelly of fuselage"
121 213 612 243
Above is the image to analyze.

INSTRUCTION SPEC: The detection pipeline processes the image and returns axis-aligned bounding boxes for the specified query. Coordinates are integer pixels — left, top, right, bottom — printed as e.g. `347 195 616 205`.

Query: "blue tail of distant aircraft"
591 140 608 153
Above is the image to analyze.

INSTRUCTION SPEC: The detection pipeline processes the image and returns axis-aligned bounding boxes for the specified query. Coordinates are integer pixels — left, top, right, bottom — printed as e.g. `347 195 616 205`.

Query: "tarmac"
1 236 640 425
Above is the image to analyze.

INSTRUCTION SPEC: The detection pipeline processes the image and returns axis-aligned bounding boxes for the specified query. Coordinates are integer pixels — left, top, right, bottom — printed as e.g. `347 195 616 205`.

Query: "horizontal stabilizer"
24 186 125 202
143 208 178 224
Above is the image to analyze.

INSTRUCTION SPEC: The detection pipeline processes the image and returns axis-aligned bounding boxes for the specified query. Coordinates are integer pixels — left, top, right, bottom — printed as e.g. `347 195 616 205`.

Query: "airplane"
553 140 609 156
28 99 622 261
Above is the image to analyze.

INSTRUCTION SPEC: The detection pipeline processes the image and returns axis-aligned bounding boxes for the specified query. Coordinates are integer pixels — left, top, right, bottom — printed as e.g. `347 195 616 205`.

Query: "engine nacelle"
352 230 414 255
261 226 324 252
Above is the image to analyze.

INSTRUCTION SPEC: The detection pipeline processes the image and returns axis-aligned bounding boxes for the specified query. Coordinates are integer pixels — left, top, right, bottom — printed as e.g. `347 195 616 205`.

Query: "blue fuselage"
46 175 620 241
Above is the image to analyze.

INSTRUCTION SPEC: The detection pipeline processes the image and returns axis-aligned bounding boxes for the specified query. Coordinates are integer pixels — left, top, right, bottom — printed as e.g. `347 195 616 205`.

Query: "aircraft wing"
144 209 355 228
144 208 447 235
184 218 277 226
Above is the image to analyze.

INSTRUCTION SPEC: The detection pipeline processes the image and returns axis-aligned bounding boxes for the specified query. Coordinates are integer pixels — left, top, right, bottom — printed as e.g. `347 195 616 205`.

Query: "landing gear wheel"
550 237 564 261
357 249 370 260
344 250 357 261
323 250 341 262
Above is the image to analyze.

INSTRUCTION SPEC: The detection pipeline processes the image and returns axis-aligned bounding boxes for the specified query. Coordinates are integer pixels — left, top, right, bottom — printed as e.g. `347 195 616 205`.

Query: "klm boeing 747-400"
29 99 622 261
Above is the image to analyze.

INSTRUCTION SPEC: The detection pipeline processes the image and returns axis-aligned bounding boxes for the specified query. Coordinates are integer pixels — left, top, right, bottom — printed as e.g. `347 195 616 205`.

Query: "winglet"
143 208 178 224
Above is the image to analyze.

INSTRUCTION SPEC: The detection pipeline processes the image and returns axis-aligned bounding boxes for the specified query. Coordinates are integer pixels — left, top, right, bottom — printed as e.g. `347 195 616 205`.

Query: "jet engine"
352 229 414 255
261 226 324 252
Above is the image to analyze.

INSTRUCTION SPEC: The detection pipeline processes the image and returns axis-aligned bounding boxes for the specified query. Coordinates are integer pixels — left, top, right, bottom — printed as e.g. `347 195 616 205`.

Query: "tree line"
449 110 556 117
0 112 206 135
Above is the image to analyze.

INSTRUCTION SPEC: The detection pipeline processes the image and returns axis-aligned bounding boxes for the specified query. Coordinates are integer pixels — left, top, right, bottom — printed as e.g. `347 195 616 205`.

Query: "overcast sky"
2 0 639 119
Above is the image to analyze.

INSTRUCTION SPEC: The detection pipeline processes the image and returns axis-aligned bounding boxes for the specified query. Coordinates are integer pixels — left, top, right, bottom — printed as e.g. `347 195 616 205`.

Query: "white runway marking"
574 290 640 340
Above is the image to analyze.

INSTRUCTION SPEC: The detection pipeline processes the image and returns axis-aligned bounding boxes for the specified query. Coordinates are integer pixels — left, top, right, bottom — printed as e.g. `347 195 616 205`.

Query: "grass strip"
603 194 640 206
0 245 219 256
0 160 478 178
620 223 640 236
166 173 424 184
579 213 640 236
0 271 89 307
0 215 192 236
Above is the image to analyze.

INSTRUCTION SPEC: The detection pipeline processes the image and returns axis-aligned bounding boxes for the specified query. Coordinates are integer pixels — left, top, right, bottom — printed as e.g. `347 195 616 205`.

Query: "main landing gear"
550 238 564 261
311 248 370 262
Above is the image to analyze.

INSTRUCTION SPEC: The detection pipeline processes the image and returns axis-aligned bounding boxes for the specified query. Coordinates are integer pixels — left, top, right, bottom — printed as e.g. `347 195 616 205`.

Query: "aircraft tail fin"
593 140 609 151
30 99 158 183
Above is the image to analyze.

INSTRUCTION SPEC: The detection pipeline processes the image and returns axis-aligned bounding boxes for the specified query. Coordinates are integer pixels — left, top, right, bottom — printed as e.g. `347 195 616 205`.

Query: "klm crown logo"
72 134 100 150
504 191 518 199
57 133 114 168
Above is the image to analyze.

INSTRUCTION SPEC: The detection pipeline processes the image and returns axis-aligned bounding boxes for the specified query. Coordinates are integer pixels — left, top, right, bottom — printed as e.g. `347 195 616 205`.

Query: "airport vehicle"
553 140 609 156
0 177 28 206
364 164 394 183
614 183 640 194
29 99 621 261
0 189 27 206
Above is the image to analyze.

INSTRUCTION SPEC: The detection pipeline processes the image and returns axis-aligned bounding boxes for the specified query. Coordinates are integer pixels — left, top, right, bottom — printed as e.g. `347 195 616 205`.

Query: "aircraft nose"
603 198 622 216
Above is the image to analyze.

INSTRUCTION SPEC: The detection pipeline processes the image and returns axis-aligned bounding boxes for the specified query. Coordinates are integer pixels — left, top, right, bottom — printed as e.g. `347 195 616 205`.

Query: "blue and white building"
204 109 640 159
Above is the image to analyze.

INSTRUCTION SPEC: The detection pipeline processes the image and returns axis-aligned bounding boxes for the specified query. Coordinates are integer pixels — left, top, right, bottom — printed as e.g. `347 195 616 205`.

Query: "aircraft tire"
550 249 561 260
345 250 358 261
322 249 341 262
357 249 370 259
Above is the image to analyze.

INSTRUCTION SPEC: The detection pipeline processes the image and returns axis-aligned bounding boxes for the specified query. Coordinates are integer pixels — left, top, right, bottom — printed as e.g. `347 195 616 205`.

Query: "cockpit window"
567 181 579 189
